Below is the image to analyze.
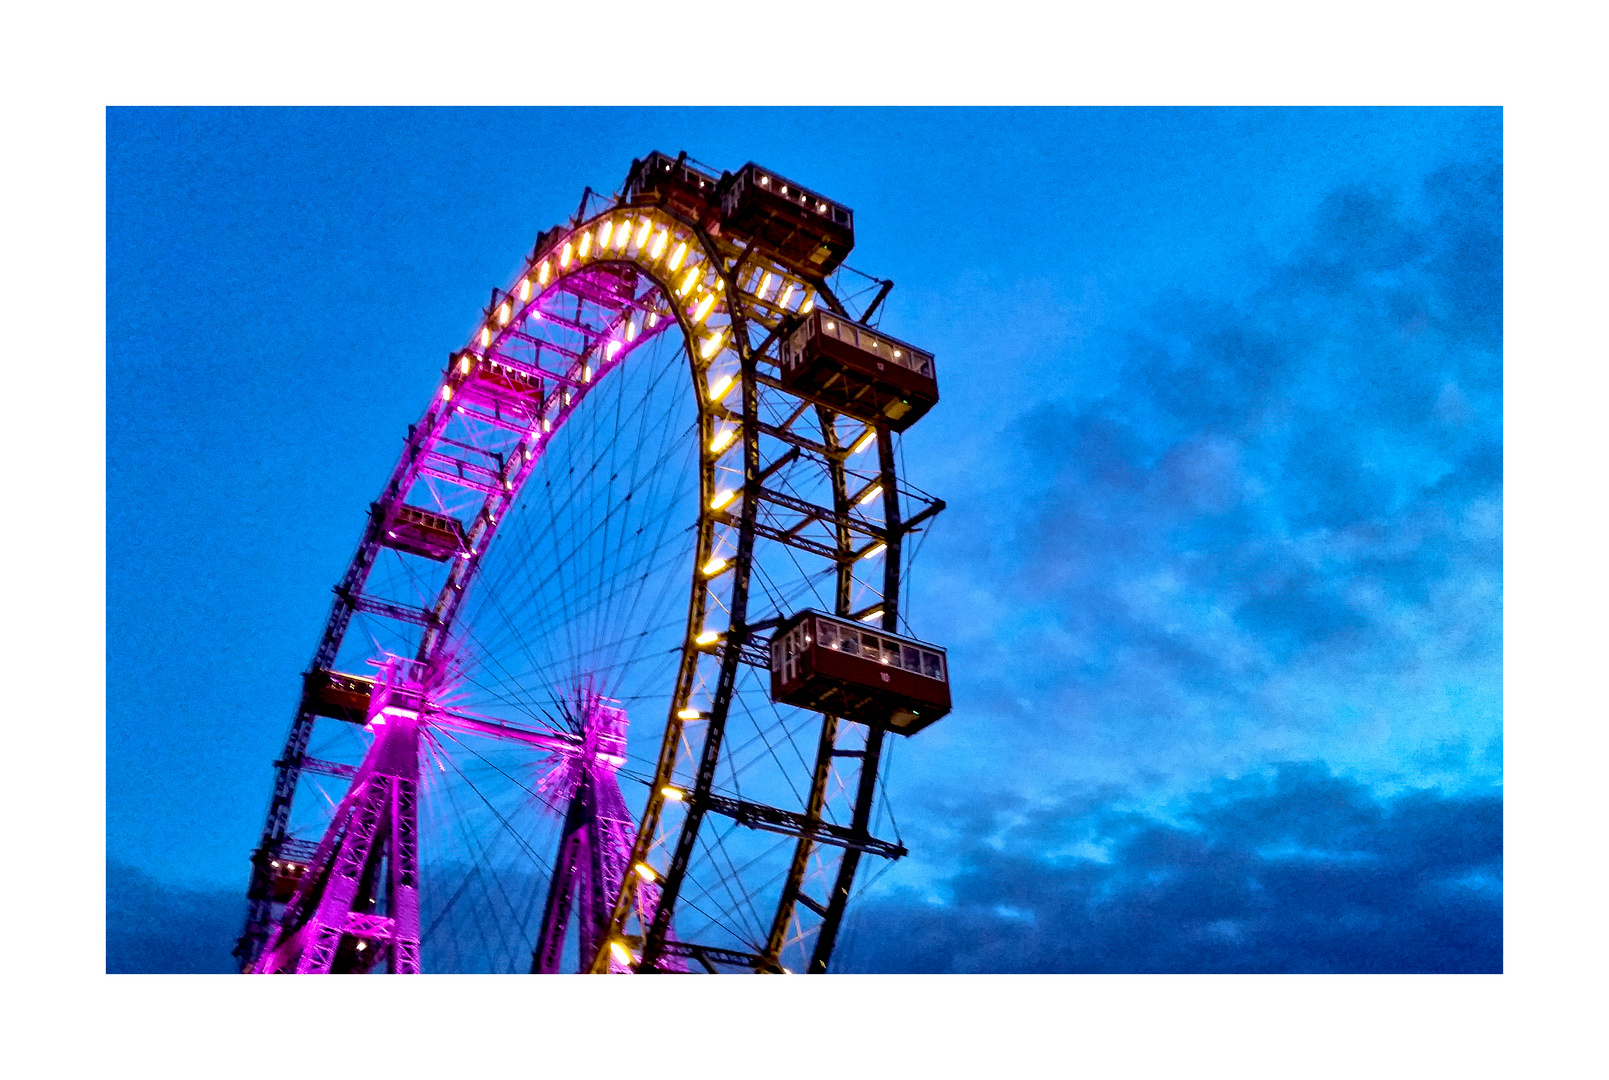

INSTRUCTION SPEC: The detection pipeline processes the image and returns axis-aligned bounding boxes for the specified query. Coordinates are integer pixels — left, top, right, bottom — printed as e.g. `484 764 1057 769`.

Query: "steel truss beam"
698 791 907 859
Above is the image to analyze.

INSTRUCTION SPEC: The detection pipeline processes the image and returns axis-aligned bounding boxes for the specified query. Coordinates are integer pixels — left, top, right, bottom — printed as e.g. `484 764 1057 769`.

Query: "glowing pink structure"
253 662 666 974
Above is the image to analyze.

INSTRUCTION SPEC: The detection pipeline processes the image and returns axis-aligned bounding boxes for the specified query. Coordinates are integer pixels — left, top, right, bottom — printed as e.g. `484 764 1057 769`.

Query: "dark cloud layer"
910 161 1502 794
837 765 1500 973
107 863 242 974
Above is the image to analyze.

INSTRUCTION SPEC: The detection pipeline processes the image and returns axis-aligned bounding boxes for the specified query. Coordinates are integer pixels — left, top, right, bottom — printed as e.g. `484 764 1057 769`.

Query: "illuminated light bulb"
660 786 684 801
678 267 699 297
800 297 814 314
709 489 737 511
651 229 668 259
780 185 788 195
626 321 638 342
860 542 886 561
825 320 836 331
560 243 573 268
648 312 660 328
598 220 613 248
677 707 703 720
668 241 688 272
609 940 633 965
578 231 592 258
480 326 491 347
271 861 281 868
458 355 471 375
356 941 367 952
634 863 657 881
850 428 876 454
607 339 621 358
857 484 883 505
702 556 728 576
779 283 795 310
564 390 572 407
758 271 773 297
692 293 716 323
694 629 721 645
699 332 725 360
441 385 453 401
539 260 552 285
859 608 884 622
614 219 631 251
759 174 769 187
635 220 652 247
708 374 735 401
520 277 531 301
583 363 593 382
498 301 510 325
709 427 737 454
542 418 552 432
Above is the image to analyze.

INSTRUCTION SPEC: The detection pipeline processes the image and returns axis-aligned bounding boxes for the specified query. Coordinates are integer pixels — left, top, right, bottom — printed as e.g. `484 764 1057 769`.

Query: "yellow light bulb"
677 707 703 720
560 243 572 269
651 229 668 259
668 241 688 272
598 220 613 248
539 261 551 285
709 374 734 401
860 542 886 561
578 231 591 258
700 332 725 360
520 278 531 301
850 429 876 454
661 786 684 801
695 629 721 645
636 220 652 247
709 427 737 454
634 863 657 881
678 267 699 296
857 484 882 505
498 301 510 326
609 940 633 965
693 294 716 324
458 355 471 375
758 271 773 298
779 283 795 309
480 327 491 347
709 489 737 511
702 556 728 576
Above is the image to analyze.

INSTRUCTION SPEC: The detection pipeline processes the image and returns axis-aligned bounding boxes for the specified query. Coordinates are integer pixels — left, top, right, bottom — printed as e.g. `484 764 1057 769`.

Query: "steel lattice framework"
236 152 946 974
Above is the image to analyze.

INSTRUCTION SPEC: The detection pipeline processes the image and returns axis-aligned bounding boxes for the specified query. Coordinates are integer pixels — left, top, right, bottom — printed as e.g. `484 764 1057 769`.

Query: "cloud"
107 861 244 974
902 160 1502 796
837 765 1500 973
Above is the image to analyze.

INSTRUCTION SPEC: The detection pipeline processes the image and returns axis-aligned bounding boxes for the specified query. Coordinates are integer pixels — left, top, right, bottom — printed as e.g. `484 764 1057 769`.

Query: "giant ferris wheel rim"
239 155 931 974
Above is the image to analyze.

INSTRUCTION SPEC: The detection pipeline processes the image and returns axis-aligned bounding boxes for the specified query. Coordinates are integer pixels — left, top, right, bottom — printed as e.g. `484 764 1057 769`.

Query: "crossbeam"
699 792 907 860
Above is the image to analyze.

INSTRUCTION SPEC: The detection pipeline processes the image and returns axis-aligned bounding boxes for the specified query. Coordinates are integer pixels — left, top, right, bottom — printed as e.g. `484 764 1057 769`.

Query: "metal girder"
336 588 441 628
698 791 907 860
755 485 886 541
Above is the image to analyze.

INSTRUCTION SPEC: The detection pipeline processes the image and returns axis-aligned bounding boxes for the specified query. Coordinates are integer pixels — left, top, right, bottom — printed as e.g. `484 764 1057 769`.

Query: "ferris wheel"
234 152 952 974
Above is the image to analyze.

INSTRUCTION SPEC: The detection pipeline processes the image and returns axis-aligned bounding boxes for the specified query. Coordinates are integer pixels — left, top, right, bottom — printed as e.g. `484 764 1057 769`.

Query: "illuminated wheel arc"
238 188 915 975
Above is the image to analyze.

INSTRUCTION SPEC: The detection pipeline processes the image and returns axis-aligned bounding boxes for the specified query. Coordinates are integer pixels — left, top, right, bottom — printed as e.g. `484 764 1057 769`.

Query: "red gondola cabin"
376 502 468 562
769 610 950 735
719 163 854 277
624 151 723 230
778 309 939 432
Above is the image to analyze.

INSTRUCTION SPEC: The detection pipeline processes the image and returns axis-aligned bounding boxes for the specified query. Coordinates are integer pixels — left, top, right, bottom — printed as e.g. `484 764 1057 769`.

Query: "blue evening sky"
107 107 1501 972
